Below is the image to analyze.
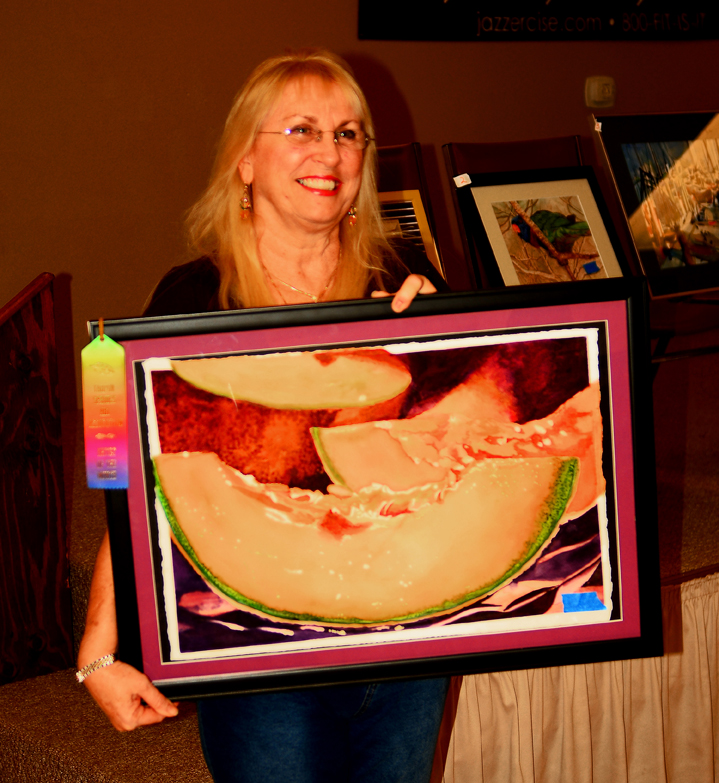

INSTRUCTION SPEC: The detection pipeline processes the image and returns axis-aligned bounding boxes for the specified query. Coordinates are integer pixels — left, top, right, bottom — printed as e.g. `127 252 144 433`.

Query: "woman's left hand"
371 274 437 313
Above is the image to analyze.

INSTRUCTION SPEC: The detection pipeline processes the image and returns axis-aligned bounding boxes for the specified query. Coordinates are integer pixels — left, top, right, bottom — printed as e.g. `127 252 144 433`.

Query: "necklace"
263 258 338 304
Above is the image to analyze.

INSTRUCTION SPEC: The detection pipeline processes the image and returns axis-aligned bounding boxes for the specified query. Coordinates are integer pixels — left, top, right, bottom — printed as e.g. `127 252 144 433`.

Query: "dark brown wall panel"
0 274 73 683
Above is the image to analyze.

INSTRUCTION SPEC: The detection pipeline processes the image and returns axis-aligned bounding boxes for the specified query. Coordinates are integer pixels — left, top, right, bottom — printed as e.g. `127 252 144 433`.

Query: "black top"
143 240 449 317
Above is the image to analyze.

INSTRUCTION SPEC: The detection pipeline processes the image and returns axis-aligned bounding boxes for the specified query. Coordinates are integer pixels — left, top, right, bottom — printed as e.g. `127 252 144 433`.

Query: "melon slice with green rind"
312 418 449 491
154 450 578 624
170 348 411 409
312 384 602 515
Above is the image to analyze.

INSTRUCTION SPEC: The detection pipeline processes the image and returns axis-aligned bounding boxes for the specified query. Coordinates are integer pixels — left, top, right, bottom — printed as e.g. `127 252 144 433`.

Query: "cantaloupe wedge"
154 451 577 624
312 417 451 492
312 384 603 516
170 348 411 409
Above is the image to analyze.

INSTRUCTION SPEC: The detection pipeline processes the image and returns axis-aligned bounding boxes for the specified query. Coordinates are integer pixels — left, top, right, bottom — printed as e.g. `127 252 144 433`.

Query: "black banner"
358 1 716 42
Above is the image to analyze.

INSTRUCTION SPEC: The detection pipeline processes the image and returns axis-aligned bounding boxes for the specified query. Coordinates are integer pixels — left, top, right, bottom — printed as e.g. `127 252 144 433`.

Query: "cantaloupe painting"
148 335 606 637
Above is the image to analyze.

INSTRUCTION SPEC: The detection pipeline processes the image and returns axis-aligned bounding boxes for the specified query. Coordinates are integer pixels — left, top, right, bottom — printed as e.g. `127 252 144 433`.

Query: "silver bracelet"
76 653 116 683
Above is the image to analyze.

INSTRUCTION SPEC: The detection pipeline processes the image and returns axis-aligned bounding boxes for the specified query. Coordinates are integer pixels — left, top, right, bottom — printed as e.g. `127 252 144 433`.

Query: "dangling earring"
347 204 357 227
240 184 252 219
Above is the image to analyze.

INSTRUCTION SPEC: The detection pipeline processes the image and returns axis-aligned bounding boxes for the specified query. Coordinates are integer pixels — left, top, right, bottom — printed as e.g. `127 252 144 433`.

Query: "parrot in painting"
511 210 591 254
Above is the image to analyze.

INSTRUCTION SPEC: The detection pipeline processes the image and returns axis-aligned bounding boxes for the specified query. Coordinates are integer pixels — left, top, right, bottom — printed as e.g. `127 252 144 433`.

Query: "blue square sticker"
561 592 606 612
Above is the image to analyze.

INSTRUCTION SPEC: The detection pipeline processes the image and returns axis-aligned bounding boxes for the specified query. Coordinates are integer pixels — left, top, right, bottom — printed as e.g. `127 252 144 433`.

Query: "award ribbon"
81 319 129 489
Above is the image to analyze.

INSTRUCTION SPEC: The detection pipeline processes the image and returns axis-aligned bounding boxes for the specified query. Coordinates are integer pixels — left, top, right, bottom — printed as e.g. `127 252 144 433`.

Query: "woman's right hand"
79 531 178 731
82 660 178 732
370 273 437 313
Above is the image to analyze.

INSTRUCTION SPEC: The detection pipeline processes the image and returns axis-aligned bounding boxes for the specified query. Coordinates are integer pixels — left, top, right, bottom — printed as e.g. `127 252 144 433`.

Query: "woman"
78 49 449 783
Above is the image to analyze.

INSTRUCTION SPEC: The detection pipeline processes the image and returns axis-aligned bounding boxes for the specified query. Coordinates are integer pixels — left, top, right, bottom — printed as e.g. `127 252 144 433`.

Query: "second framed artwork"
596 112 719 298
94 280 660 699
454 166 630 289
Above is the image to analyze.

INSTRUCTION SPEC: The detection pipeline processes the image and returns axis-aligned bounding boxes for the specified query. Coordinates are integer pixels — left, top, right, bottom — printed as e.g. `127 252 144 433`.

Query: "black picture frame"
379 189 444 278
91 281 661 700
453 166 632 290
596 111 719 298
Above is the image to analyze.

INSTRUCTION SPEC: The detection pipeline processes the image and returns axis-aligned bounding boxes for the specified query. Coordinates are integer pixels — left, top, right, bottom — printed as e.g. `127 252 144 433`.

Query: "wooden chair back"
0 273 73 683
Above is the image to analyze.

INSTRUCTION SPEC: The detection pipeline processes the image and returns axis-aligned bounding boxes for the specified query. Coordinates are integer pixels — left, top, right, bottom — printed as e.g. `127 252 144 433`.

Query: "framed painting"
379 189 444 278
92 280 660 699
453 166 630 289
596 112 719 298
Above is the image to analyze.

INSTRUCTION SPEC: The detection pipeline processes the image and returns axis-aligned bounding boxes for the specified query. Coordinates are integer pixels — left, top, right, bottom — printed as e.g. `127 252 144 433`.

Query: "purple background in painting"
122 301 637 683
169 506 603 653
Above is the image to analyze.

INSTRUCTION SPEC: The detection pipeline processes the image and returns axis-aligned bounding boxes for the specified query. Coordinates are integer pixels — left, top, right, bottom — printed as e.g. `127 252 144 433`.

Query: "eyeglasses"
259 126 374 151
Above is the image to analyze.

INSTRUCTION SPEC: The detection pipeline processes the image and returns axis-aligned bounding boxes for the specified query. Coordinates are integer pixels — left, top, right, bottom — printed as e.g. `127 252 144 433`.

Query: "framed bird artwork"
453 166 631 289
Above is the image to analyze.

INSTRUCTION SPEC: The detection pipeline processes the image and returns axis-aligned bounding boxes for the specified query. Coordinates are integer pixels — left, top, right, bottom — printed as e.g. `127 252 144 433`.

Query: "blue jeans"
197 677 450 783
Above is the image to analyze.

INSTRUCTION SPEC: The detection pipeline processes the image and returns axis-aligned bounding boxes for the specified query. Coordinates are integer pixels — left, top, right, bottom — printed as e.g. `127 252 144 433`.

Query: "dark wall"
1 1 715 408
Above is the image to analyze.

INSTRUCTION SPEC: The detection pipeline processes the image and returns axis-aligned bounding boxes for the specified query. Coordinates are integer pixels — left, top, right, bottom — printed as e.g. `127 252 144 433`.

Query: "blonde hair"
186 49 396 309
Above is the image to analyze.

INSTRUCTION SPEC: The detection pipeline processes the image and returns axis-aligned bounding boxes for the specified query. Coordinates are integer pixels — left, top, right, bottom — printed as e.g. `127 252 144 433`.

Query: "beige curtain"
434 573 719 783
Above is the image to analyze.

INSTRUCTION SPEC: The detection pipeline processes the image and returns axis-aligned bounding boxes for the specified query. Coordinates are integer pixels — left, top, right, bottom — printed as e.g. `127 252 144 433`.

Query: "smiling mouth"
297 177 340 192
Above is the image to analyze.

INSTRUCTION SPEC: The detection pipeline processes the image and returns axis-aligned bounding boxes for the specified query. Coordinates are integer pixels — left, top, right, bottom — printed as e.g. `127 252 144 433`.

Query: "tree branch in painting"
493 196 606 285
